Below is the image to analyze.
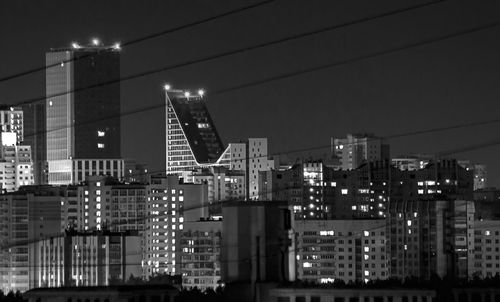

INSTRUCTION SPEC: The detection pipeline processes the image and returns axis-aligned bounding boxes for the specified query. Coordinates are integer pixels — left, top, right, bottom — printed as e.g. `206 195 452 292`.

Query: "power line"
20 20 500 143
0 0 277 84
7 0 446 109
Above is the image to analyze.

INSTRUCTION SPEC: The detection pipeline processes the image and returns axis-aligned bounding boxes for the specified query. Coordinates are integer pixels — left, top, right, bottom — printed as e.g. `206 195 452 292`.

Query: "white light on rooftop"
184 91 190 97
71 42 80 49
113 42 121 50
92 38 100 46
198 89 205 97
164 84 171 91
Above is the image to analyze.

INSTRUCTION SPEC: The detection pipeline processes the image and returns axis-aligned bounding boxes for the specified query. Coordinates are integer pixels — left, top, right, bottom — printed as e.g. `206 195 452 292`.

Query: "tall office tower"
46 41 123 185
332 133 390 170
23 101 47 185
165 87 225 179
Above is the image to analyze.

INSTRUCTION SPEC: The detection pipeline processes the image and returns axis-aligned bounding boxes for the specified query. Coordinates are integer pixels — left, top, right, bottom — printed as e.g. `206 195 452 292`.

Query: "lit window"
97 143 105 149
341 189 348 195
97 131 105 137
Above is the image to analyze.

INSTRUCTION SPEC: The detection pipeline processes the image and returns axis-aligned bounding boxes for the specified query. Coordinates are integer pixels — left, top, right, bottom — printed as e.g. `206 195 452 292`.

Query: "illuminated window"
97 131 105 137
97 143 105 149
341 189 348 195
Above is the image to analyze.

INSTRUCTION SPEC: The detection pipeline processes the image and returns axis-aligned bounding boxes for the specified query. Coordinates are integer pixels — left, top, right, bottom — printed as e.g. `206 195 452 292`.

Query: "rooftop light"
91 38 100 46
113 42 121 50
71 42 80 49
184 91 190 98
164 84 171 91
198 89 205 97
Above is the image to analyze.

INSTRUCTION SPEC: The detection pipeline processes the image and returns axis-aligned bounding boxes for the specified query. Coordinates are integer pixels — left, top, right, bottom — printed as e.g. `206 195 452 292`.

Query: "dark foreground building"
24 284 178 302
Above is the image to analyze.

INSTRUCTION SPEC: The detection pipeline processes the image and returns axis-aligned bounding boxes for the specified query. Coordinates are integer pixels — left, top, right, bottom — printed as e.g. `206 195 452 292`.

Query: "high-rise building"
165 88 225 178
180 218 222 291
192 166 245 215
218 138 274 200
73 176 147 233
0 186 65 293
46 41 123 185
387 199 475 280
457 160 487 191
471 220 500 278
332 133 390 170
0 106 24 144
0 144 34 192
295 219 388 283
0 130 34 192
23 101 47 185
221 200 295 284
164 86 274 198
392 154 433 171
261 159 473 220
143 174 208 278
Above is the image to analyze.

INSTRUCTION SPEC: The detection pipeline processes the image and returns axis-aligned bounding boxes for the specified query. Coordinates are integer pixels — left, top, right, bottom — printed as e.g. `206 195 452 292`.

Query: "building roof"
167 90 225 164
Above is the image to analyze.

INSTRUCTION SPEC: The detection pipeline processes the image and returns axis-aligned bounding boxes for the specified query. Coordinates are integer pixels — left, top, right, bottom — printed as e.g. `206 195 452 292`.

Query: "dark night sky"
1 0 500 186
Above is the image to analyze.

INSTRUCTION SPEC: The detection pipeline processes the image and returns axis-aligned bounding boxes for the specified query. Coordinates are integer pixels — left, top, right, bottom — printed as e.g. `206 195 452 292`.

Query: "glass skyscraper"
46 43 123 184
165 89 226 177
